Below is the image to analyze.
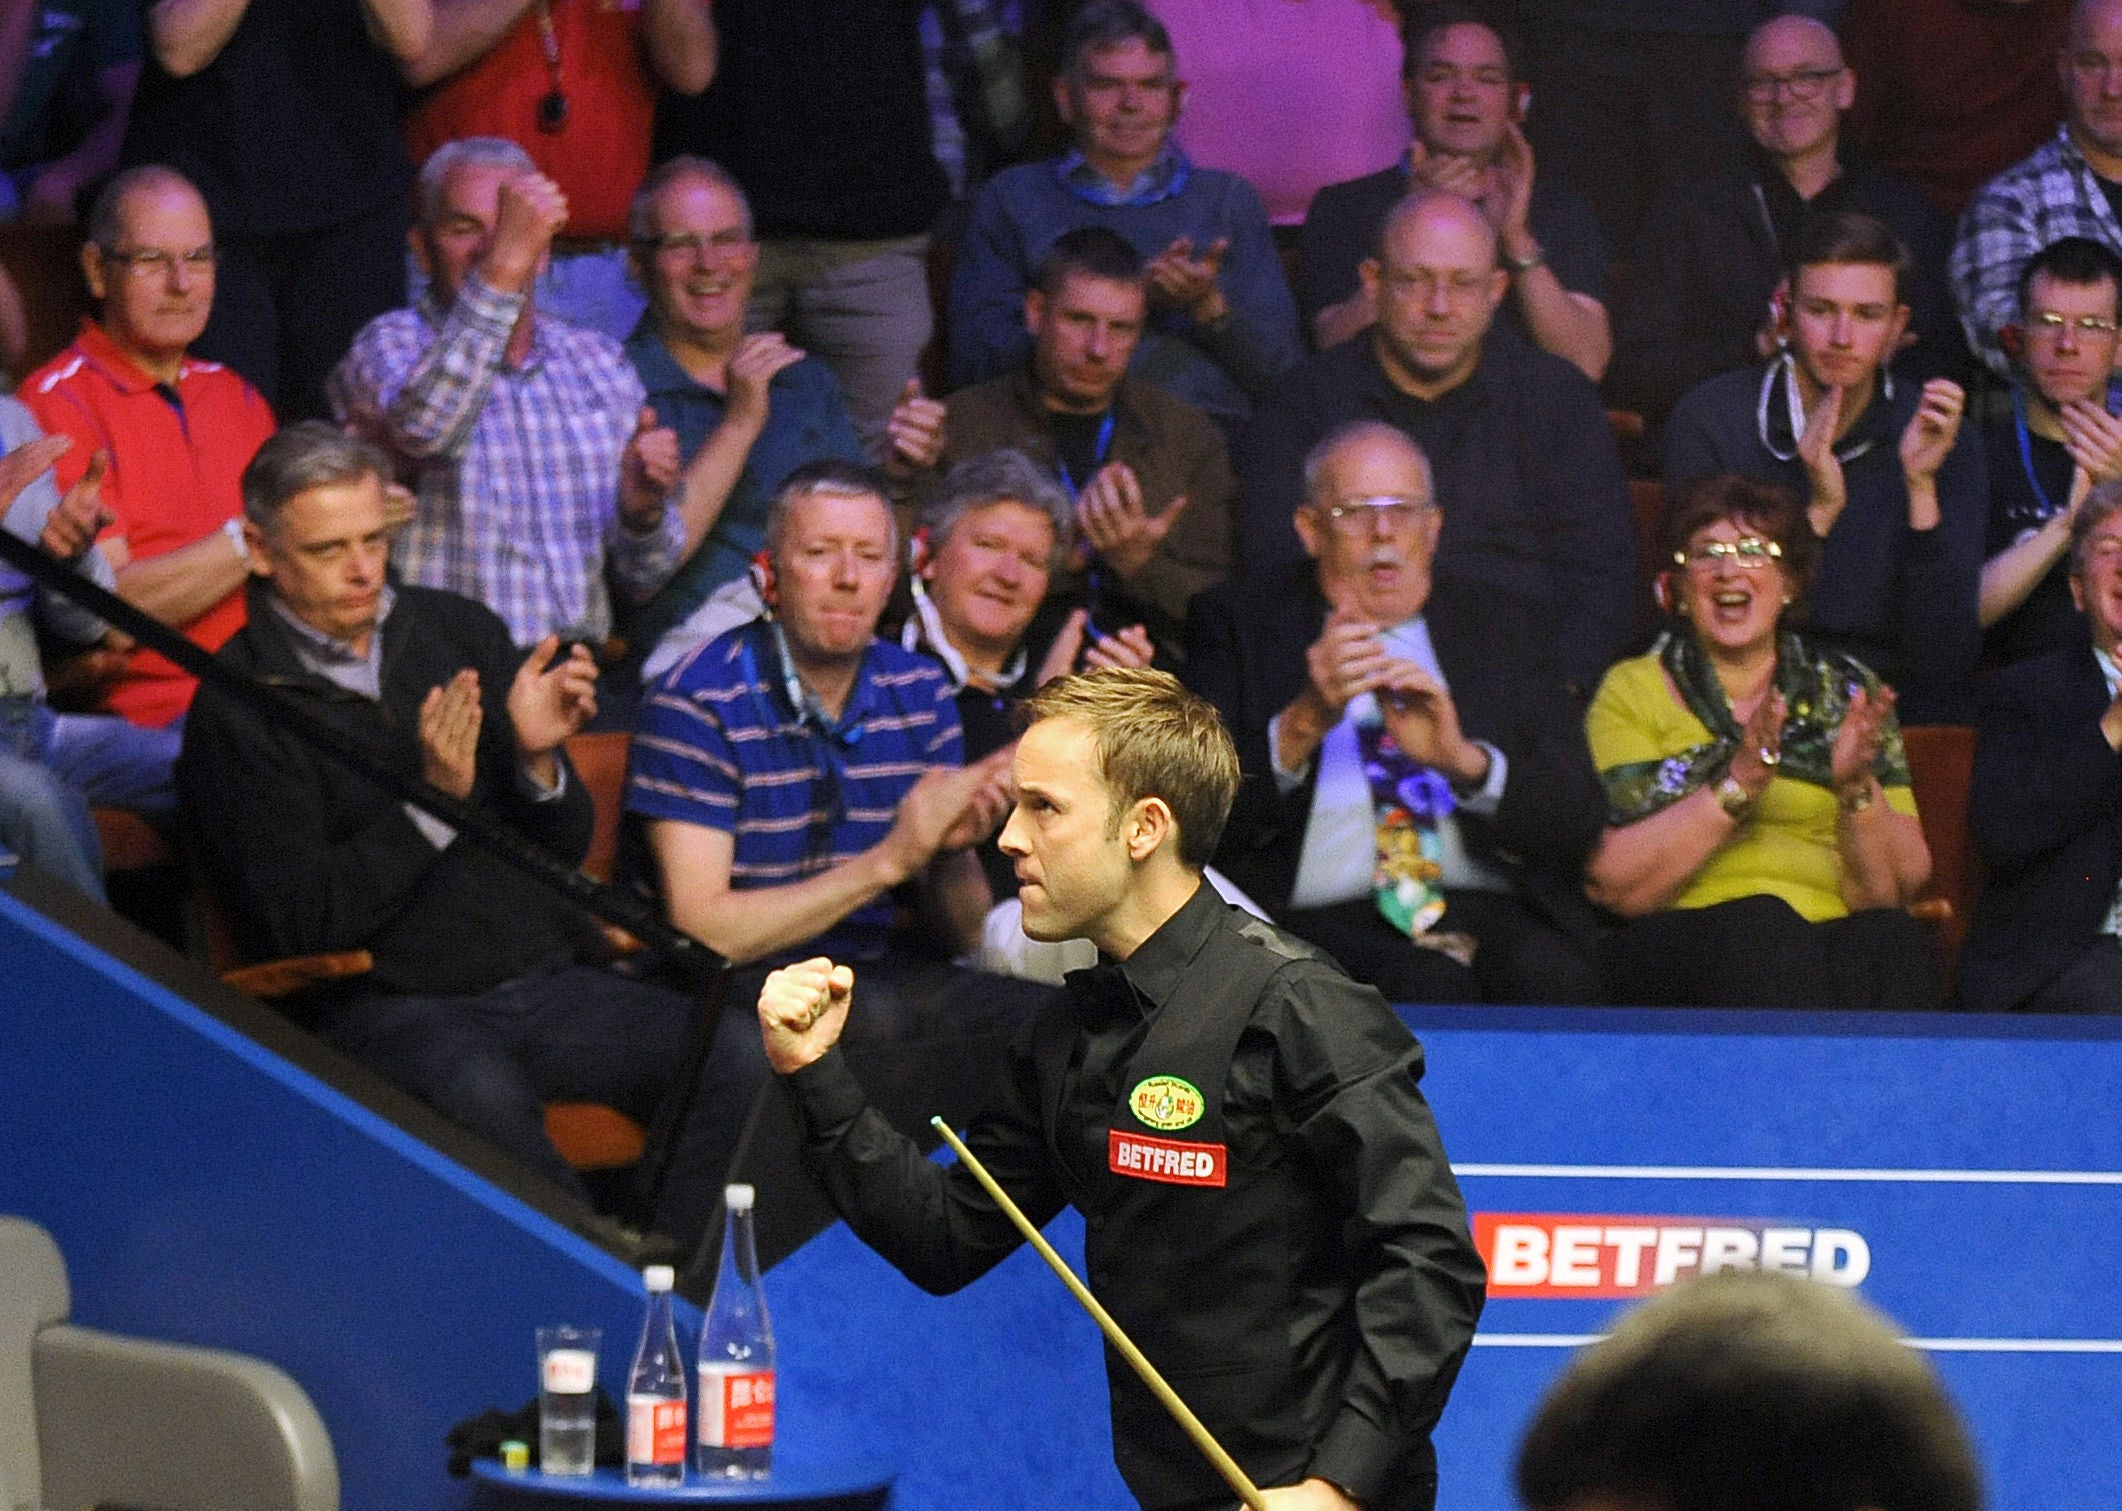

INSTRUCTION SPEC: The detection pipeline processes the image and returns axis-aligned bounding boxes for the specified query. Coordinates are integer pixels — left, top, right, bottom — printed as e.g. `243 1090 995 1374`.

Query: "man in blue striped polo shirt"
627 459 1031 1039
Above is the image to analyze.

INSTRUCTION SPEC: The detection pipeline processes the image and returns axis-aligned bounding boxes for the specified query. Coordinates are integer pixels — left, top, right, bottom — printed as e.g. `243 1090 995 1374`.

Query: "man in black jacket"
175 422 765 1245
1608 14 1960 423
754 666 1486 1511
1189 420 1604 1006
1962 483 2122 1013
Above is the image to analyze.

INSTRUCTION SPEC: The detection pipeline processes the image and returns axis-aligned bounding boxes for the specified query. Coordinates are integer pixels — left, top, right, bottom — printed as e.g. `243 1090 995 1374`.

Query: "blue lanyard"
2013 391 2063 522
1053 409 1116 502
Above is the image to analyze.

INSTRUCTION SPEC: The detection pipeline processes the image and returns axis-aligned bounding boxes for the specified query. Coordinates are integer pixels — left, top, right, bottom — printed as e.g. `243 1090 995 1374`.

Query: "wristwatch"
1714 772 1754 820
1504 240 1547 275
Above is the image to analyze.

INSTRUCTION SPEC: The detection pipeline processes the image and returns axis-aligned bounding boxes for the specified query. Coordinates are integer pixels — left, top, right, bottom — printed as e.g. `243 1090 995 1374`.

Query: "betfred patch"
1109 1129 1226 1187
1128 1074 1205 1131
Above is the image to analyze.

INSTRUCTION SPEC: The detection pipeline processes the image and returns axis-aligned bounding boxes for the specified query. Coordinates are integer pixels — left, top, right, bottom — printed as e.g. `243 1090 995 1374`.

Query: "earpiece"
907 526 931 578
1651 571 1677 617
750 550 777 608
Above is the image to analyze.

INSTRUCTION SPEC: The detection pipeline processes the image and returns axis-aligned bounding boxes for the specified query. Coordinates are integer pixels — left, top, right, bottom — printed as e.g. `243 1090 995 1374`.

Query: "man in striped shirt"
628 461 1025 1033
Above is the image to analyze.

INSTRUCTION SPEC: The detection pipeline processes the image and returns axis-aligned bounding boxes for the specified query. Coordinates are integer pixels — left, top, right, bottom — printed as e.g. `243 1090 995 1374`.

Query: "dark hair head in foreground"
1516 1270 1983 1511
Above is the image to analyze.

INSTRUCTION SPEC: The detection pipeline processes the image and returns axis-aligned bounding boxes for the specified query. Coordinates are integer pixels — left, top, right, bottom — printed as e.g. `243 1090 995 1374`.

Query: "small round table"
468 1458 893 1509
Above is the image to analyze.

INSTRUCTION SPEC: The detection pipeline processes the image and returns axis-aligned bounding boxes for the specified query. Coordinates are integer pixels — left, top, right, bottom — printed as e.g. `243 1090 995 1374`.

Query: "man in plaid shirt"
1951 0 2122 381
329 136 693 649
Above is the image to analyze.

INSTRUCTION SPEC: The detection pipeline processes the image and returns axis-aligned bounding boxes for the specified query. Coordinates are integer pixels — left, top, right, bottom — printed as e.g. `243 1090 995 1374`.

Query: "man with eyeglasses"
1237 188 1632 696
616 157 864 693
400 0 716 342
1187 419 1604 1006
1300 3 1612 382
1666 211 1984 722
1609 14 1959 425
1954 0 2122 380
945 0 1300 435
1980 236 2122 665
329 136 693 662
21 165 276 736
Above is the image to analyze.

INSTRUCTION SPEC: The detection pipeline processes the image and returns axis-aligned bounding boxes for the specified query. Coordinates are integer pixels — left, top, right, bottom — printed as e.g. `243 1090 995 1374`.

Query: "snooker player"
756 667 1486 1511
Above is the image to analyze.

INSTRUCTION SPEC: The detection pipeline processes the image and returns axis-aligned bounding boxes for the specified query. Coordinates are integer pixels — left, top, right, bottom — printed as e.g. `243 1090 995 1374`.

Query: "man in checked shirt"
329 135 704 660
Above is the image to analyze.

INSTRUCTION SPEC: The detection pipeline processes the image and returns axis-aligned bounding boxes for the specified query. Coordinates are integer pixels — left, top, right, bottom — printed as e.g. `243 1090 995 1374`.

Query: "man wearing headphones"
626 458 1037 1038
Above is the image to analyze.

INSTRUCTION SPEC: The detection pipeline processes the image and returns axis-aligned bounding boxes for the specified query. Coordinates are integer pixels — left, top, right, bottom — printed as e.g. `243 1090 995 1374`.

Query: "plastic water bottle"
625 1264 687 1488
696 1183 775 1479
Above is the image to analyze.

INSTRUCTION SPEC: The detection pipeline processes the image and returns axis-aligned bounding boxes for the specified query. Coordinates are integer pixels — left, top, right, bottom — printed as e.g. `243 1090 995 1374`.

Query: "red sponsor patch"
1109 1129 1227 1187
1472 1213 1871 1298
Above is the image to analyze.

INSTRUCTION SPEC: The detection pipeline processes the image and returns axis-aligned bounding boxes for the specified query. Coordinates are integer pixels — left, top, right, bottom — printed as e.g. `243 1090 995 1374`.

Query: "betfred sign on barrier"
1473 1213 1870 1298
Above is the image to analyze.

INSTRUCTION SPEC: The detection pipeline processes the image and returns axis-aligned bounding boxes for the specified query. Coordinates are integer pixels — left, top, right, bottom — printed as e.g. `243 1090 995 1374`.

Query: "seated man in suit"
1962 481 2122 1013
1184 419 1604 1005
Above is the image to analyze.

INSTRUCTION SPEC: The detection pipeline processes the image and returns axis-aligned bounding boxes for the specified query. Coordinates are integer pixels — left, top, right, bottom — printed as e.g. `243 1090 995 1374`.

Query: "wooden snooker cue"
929 1116 1270 1511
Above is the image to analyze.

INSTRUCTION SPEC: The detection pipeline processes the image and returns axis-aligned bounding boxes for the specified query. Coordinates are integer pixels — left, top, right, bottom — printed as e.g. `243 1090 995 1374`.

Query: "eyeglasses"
2027 310 2121 339
1676 536 1784 571
635 230 752 260
1376 266 1492 303
100 245 217 277
1316 495 1438 534
1742 66 1842 104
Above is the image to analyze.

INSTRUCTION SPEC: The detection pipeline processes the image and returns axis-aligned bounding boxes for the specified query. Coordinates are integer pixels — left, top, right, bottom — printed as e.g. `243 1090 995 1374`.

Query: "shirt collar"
2097 644 2122 701
1113 877 1223 1010
900 578 1030 694
1054 145 1190 207
270 585 396 680
71 318 200 397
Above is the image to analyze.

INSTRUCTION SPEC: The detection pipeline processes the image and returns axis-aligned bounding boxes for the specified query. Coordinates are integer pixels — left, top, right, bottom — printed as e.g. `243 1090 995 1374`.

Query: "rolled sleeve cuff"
457 271 529 339
1309 1409 1406 1509
609 501 688 598
1267 711 1311 793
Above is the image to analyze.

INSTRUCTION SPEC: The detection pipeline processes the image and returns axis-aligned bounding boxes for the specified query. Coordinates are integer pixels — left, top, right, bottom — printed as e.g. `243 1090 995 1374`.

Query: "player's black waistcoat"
1038 915 1432 1511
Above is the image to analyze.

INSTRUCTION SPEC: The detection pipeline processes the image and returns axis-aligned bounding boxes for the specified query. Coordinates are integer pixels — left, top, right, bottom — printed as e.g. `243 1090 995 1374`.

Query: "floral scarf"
1600 629 1912 826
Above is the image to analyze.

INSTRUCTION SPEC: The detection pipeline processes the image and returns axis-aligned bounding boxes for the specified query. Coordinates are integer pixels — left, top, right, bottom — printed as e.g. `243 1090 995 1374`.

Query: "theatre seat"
0 1215 338 1511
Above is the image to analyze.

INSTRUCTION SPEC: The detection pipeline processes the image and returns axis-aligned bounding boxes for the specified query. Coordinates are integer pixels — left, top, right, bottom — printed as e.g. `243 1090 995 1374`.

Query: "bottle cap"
499 1440 529 1472
724 1182 755 1212
643 1264 674 1292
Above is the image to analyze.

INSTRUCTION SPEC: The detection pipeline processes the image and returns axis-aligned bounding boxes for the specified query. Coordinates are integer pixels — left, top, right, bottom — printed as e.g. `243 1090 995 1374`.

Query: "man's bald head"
1739 14 1851 163
1742 13 1842 74
1377 188 1500 274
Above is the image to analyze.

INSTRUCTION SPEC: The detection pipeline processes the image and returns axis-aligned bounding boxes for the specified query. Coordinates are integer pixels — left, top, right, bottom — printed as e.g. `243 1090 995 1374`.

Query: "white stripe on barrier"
1453 1164 2122 1184
1474 1334 2122 1353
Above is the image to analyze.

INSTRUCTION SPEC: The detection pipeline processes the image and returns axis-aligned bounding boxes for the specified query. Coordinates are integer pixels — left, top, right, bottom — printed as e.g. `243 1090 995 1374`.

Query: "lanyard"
2013 391 2065 521
1052 409 1116 502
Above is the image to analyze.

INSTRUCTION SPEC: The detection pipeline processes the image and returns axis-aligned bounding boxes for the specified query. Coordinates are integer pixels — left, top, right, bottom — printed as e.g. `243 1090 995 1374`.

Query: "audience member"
0 415 130 901
902 448 1152 895
1585 473 1937 1010
330 137 689 652
1610 14 1959 424
627 461 1040 1036
1188 421 1604 1005
0 0 140 222
653 0 947 452
120 0 433 421
1238 191 1633 695
174 422 765 1248
403 0 717 342
621 156 865 686
1665 212 1982 722
1146 0 1408 227
1841 0 2069 220
1962 481 2122 1012
1517 1269 1984 1511
947 0 1301 433
1301 4 1611 381
1981 236 2122 666
1511 0 1756 254
1952 0 2122 381
892 227 1235 664
22 165 275 734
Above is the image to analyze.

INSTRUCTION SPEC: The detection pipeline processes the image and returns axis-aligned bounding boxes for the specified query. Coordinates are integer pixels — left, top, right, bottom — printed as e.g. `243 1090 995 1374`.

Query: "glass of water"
536 1325 601 1476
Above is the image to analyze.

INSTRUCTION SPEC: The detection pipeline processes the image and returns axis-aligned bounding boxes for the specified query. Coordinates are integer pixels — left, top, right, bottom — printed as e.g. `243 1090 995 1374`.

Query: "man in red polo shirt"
402 0 717 340
22 165 276 731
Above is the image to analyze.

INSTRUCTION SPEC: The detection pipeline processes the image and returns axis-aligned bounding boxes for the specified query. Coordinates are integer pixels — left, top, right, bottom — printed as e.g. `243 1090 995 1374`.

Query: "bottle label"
627 1396 687 1465
541 1349 596 1395
697 1365 774 1449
